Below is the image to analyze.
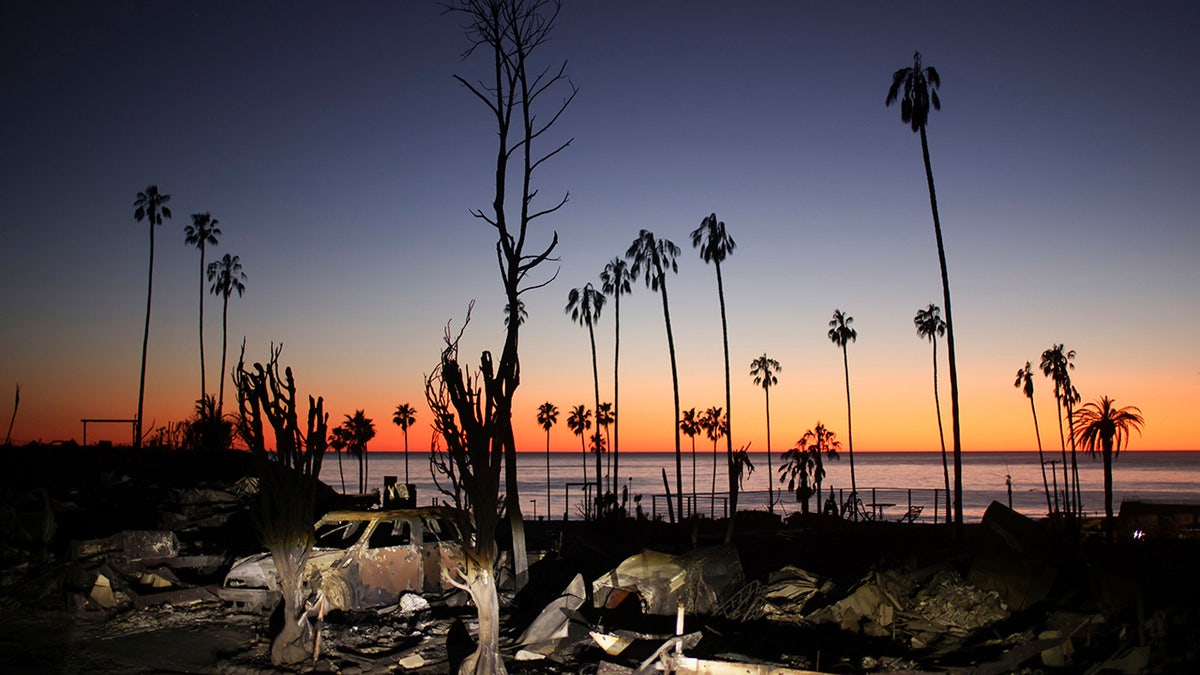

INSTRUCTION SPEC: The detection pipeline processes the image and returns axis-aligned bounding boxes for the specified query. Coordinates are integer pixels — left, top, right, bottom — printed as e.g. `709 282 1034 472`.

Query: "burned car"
219 507 466 612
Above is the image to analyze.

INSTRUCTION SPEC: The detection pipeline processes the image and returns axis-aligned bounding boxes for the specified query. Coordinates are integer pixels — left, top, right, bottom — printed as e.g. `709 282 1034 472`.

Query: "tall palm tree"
914 304 950 523
185 213 221 402
566 404 592 485
392 403 417 484
328 426 350 493
1073 396 1144 541
679 407 700 516
1041 344 1081 516
1014 362 1054 516
600 258 632 495
132 185 171 447
794 422 841 510
690 213 739 541
749 353 781 514
699 406 726 513
596 402 614 492
566 283 606 496
626 229 683 520
888 51 964 529
340 410 377 494
206 253 246 413
828 309 859 513
536 402 558 518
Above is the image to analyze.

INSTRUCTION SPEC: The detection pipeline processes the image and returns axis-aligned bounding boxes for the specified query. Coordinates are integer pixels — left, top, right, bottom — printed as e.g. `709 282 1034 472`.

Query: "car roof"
318 507 464 522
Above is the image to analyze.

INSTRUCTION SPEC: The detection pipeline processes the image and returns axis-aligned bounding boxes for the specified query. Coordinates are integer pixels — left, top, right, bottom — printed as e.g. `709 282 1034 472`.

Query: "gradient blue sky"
2 1 1197 454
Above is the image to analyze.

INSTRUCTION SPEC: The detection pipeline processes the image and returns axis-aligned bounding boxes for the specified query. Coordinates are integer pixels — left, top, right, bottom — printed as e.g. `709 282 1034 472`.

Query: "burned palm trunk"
233 343 328 668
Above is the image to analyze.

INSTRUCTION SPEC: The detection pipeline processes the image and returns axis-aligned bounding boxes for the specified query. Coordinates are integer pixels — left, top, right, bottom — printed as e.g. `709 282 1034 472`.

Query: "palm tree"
914 304 950 523
184 213 221 402
749 353 781 514
596 402 614 492
778 442 817 513
1014 362 1054 516
536 402 558 518
690 213 739 541
887 51 964 530
679 407 700 516
1041 344 1081 516
1073 396 1144 541
206 253 246 413
566 283 606 496
626 229 683 520
600 257 632 495
828 309 859 514
566 404 592 485
699 406 726 513
132 185 171 447
392 403 418 484
503 299 527 327
794 422 842 511
328 426 350 493
339 410 377 494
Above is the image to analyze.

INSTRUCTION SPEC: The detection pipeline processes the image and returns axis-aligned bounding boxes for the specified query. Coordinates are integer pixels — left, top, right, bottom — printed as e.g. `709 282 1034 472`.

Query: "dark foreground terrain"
2 444 1198 673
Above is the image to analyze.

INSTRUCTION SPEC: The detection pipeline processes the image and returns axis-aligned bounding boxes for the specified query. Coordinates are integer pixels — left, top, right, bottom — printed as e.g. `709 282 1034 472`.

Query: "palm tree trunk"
842 345 856 515
933 339 950 524
198 247 207 402
588 323 602 509
403 429 410 484
657 278 684 522
337 450 345 493
218 295 230 412
1030 398 1052 517
715 261 738 544
1054 398 1070 513
613 293 621 498
919 124 963 533
1102 438 1115 542
1067 400 1082 518
765 385 774 515
136 223 155 447
545 429 551 519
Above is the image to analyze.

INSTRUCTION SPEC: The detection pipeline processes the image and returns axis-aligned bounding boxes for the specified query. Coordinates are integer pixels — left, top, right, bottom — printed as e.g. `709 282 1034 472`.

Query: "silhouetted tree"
600 257 632 494
679 407 700 516
503 299 527 326
185 213 221 402
779 441 816 513
566 283 606 498
1015 361 1053 516
133 185 171 446
392 402 417 483
828 310 859 514
914 304 950 523
338 410 376 494
536 402 558 517
1072 396 1144 541
596 401 614 491
566 404 591 486
436 0 576 646
207 253 246 412
888 51 964 531
789 423 841 512
1041 344 1081 516
328 425 349 493
627 229 683 521
233 344 327 667
749 353 781 514
691 213 739 541
699 406 726 513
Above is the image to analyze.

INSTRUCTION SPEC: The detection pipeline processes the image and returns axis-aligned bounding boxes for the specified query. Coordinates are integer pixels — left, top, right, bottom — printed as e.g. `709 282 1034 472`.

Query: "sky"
2 1 1197 455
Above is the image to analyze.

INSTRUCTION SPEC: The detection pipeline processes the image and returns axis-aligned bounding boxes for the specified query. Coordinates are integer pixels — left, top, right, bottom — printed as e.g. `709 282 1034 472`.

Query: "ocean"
320 450 1200 523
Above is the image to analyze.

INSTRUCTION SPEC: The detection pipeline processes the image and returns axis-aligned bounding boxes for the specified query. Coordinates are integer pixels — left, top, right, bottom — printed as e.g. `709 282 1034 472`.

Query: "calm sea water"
321 451 1200 523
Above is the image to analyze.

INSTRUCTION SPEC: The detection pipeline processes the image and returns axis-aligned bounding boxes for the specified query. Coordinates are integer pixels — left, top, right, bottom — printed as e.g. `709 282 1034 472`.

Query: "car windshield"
314 519 366 549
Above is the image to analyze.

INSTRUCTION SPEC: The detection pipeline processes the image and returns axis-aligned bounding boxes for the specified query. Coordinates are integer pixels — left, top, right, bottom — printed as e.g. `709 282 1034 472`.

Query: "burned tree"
233 343 328 667
425 1 575 672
